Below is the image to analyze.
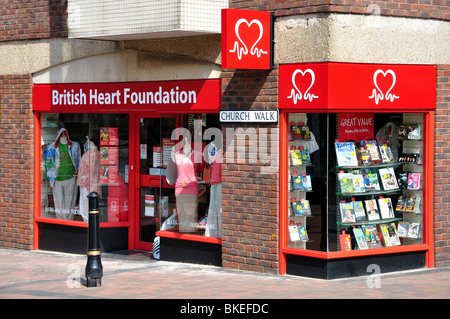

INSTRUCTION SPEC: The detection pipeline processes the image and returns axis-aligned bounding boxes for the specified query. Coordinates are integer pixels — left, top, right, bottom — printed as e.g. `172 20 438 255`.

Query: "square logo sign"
221 9 273 70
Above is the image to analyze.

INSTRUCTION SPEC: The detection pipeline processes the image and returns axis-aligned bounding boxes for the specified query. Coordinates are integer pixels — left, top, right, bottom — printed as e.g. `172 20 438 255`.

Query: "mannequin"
204 139 222 238
48 128 81 220
166 137 203 232
77 137 100 222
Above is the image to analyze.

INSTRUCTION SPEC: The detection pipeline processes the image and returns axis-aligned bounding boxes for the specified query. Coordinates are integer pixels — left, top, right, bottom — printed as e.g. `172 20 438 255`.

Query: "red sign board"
32 79 221 113
338 113 374 142
221 9 273 70
279 62 436 111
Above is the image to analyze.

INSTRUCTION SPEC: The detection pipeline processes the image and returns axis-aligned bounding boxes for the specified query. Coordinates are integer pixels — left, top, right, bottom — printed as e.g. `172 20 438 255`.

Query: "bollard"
85 191 103 287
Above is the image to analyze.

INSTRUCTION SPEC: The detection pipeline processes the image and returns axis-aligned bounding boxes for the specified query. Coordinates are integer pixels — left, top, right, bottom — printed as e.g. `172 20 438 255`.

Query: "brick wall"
0 74 34 250
434 64 450 267
221 68 280 274
230 0 449 20
0 0 68 42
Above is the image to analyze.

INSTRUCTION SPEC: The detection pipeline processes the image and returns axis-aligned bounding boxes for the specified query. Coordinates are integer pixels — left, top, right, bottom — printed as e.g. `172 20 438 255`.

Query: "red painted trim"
423 111 434 268
156 229 222 245
33 112 41 250
279 111 288 275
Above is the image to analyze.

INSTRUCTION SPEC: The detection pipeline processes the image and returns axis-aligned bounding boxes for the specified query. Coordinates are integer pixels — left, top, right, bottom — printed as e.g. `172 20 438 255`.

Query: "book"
407 222 421 238
352 199 367 222
335 142 358 167
353 227 369 249
397 221 409 237
302 175 312 191
405 195 421 213
362 225 381 249
299 147 311 164
291 172 303 191
290 147 302 166
377 197 395 219
288 222 301 242
340 201 356 223
300 123 311 139
358 146 372 166
338 172 354 194
300 198 311 215
364 199 381 221
365 168 381 191
365 140 382 164
352 173 365 193
379 223 401 247
297 223 309 241
379 167 399 190
291 198 303 216
339 230 352 251
395 195 407 212
378 139 395 164
407 173 421 190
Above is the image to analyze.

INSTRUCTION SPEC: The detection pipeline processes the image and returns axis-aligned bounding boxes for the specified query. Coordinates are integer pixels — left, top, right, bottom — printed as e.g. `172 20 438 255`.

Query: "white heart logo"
287 69 319 103
229 18 268 60
369 69 400 104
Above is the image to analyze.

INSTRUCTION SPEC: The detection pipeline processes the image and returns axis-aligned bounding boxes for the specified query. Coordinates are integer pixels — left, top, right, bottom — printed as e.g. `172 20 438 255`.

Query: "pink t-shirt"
209 151 222 185
174 151 204 195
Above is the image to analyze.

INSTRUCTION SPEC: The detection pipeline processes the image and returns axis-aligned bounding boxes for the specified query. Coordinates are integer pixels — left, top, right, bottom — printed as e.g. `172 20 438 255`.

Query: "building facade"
0 0 449 279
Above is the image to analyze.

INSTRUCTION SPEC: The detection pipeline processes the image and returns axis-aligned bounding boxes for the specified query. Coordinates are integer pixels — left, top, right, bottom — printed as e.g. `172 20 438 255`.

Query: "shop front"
278 62 436 279
32 74 222 262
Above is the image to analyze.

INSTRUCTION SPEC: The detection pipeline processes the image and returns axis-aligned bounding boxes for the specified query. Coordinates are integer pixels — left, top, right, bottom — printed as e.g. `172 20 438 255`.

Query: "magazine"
365 140 382 164
379 223 401 247
379 167 399 190
291 172 303 191
378 139 395 164
288 222 301 242
338 172 355 194
353 227 369 249
290 122 302 140
377 197 395 219
340 201 356 223
352 199 367 222
364 199 380 221
335 142 358 167
291 198 303 216
397 172 408 189
407 173 421 190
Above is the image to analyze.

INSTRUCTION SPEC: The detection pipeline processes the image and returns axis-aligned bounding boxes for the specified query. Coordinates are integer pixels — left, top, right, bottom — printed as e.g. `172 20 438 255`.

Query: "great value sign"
279 63 436 110
221 9 274 70
33 79 221 112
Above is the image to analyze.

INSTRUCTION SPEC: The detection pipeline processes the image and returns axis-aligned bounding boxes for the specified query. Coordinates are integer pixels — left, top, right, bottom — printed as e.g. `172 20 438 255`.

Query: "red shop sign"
32 79 221 113
279 62 436 111
221 9 274 70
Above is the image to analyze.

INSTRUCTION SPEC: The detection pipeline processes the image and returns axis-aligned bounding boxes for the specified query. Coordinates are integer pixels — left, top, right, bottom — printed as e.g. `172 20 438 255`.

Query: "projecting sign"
219 110 278 123
221 9 274 70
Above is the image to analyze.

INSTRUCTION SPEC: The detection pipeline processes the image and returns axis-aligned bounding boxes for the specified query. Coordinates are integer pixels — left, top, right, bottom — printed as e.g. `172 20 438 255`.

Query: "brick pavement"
0 248 449 302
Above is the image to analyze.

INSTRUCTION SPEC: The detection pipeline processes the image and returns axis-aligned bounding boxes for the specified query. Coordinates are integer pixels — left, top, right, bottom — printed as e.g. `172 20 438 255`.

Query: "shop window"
40 113 129 223
286 112 425 252
146 114 223 241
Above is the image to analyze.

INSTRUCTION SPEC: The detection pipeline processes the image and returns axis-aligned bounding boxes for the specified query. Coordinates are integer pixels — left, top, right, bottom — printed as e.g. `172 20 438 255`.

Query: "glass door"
135 114 178 250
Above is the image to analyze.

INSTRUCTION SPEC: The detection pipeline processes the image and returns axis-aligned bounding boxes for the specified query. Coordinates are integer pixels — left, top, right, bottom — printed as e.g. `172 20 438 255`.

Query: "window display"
286 112 425 253
40 113 129 223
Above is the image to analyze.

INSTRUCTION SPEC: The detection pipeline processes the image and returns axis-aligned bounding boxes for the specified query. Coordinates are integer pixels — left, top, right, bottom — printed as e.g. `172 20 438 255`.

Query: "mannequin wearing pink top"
167 138 204 232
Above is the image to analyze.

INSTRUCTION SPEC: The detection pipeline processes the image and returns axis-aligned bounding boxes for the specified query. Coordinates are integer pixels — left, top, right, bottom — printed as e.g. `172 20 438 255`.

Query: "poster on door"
100 146 118 165
162 138 176 168
100 127 119 146
338 113 374 142
145 195 155 217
